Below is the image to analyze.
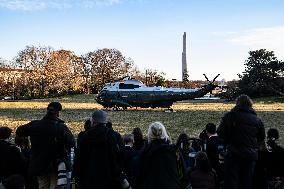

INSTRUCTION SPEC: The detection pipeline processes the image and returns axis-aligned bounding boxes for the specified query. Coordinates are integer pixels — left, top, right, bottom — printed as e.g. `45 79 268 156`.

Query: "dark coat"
16 114 75 176
217 105 265 161
0 140 27 180
136 140 186 189
189 168 217 189
122 146 138 187
73 124 125 189
206 135 224 178
266 143 284 178
133 139 145 151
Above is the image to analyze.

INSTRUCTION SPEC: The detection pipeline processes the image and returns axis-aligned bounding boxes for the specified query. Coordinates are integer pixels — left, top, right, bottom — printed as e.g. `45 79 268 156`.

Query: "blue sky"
0 0 284 81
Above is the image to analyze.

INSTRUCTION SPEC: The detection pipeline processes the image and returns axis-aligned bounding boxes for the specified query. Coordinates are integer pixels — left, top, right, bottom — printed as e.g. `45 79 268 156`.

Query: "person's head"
15 136 30 149
0 126 12 140
2 175 25 189
132 127 143 141
84 119 92 131
47 102 62 117
147 122 169 143
91 110 107 127
124 134 134 147
267 128 279 140
195 151 211 172
176 133 190 151
267 128 279 150
206 123 216 136
235 94 253 108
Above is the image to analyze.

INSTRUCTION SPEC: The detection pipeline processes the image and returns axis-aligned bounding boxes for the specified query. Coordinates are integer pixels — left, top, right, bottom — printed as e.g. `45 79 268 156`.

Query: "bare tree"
45 50 84 95
83 48 128 92
15 45 53 97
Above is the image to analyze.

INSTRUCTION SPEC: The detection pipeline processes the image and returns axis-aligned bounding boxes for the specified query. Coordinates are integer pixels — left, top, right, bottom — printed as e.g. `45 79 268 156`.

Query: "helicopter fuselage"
96 79 216 109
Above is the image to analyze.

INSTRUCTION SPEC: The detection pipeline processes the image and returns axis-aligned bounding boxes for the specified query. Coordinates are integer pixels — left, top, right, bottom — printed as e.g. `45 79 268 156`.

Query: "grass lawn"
1 94 284 143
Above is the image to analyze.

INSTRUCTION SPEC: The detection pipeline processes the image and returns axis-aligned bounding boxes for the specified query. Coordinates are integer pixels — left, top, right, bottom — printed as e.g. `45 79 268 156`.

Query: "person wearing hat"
16 102 75 189
136 122 187 189
73 110 131 189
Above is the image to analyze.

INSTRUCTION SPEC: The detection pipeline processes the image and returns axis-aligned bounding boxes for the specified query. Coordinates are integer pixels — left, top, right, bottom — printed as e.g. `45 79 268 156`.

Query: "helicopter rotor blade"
203 74 210 82
212 74 220 83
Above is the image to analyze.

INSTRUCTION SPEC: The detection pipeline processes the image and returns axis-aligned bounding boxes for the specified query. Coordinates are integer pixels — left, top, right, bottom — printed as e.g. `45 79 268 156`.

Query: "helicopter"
96 74 220 110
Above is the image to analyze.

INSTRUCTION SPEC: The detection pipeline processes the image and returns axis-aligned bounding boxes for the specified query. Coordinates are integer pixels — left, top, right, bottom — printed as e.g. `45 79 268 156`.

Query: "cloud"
82 0 122 8
0 0 125 11
227 26 284 57
0 0 47 11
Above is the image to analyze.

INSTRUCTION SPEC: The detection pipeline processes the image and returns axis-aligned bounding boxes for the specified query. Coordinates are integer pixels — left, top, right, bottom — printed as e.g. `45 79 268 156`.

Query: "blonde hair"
147 122 169 143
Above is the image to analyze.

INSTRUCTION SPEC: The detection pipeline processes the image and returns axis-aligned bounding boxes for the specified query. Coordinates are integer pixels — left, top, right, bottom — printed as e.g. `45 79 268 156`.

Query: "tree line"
1 46 283 99
221 49 284 99
0 45 169 98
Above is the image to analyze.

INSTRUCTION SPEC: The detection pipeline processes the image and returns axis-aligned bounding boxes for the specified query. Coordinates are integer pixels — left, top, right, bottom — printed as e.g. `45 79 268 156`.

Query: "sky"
0 0 284 81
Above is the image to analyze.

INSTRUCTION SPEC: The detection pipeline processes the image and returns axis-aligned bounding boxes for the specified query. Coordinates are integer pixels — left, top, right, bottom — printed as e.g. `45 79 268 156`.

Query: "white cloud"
0 0 47 11
82 0 122 8
227 26 284 58
0 0 126 11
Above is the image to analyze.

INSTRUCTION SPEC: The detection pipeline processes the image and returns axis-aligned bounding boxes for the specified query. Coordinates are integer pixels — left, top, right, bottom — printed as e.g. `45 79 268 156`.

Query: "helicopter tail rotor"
203 74 221 97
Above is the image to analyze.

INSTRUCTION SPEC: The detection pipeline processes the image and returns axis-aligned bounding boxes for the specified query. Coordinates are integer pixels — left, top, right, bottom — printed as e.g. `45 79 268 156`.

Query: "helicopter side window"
119 83 125 89
119 83 136 89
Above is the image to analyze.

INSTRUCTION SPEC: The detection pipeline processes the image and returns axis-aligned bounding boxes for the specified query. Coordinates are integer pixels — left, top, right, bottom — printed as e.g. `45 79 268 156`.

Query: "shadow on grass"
1 108 284 142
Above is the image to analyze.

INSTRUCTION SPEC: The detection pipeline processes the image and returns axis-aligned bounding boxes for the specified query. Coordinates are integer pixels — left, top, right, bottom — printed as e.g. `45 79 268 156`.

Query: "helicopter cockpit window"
99 90 107 96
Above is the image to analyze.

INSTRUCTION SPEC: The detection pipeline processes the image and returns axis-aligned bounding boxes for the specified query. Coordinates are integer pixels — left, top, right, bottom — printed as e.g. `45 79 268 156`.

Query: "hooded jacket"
217 105 265 161
73 124 125 189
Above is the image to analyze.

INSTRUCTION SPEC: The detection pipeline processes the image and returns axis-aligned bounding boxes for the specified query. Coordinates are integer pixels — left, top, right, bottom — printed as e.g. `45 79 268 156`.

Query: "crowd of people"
0 94 284 189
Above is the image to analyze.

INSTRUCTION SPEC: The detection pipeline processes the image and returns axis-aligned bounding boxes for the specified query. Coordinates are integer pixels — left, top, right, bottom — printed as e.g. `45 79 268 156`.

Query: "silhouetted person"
132 127 145 151
205 123 224 186
16 102 75 189
176 133 191 169
137 122 186 189
77 119 92 144
106 121 124 151
266 128 284 179
0 127 26 182
73 110 131 189
188 152 217 189
15 136 38 189
15 136 31 160
0 174 25 189
123 134 138 188
217 95 265 189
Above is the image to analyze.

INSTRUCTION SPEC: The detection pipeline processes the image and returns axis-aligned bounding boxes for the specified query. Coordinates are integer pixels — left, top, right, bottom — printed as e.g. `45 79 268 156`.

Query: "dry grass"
1 94 284 143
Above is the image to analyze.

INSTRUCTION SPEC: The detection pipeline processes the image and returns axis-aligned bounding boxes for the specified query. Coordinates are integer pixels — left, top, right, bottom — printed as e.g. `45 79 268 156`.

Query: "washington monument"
182 32 188 81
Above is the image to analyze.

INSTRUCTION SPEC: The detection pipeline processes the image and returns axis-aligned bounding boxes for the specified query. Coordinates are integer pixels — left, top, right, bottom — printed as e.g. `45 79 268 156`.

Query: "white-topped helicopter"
96 74 220 110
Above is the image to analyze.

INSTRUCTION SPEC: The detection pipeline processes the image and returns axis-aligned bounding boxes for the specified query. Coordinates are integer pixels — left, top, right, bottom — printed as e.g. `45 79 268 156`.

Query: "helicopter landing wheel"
112 106 119 111
165 108 175 112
